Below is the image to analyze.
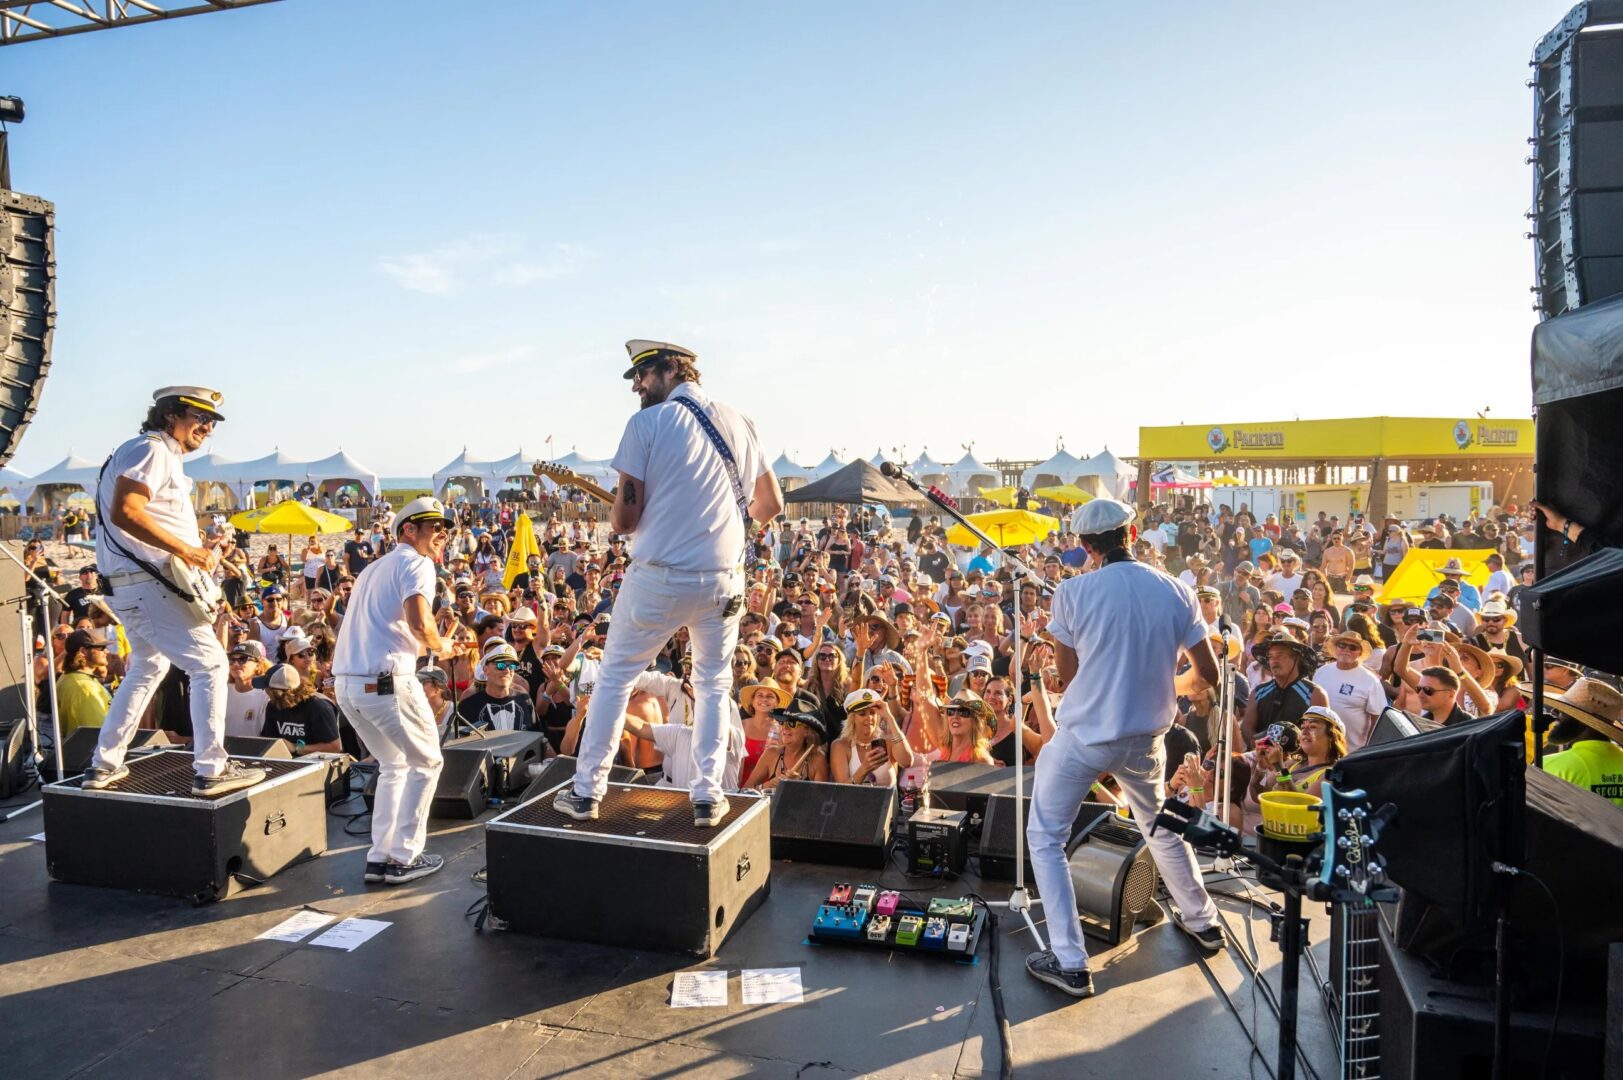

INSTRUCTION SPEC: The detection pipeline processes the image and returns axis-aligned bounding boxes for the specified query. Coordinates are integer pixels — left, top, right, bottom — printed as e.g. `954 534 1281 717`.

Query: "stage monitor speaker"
1532 14 1623 318
976 794 1118 882
518 754 645 803
0 715 29 797
1065 813 1162 946
430 744 490 819
445 730 547 795
0 190 54 469
57 726 100 777
928 762 1034 827
770 779 895 868
1514 546 1623 671
222 736 293 760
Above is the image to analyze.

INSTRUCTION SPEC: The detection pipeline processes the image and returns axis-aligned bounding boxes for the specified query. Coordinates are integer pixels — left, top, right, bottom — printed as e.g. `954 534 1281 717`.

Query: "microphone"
880 461 904 480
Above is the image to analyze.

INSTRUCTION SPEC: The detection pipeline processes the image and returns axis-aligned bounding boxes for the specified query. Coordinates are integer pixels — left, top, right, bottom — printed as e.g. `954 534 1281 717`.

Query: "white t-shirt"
649 722 746 792
1320 663 1387 752
1270 571 1304 594
96 432 202 575
1047 560 1208 742
303 550 324 579
224 685 269 739
613 382 769 572
332 545 437 677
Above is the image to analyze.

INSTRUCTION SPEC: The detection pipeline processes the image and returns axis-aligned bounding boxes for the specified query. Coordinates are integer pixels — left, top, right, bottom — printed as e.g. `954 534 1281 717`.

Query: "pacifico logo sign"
1207 426 1283 454
1454 420 1521 451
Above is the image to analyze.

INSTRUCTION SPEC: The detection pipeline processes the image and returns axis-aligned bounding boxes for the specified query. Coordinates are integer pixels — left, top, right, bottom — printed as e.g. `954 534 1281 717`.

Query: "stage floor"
0 783 1338 1079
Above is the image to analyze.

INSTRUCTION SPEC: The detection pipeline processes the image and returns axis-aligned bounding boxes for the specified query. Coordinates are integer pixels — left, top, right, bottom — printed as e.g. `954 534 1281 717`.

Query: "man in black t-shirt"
258 664 341 754
343 528 374 576
316 550 345 592
61 565 101 625
457 642 537 732
918 539 950 584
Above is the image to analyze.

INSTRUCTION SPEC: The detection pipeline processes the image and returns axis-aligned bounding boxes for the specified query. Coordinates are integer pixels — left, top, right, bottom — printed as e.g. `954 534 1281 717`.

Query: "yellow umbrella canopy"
945 509 1061 549
977 485 1019 507
1033 483 1093 506
230 501 354 536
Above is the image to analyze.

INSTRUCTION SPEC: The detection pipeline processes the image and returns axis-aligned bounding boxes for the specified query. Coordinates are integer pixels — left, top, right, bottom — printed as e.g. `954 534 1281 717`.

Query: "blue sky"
2 1 1578 475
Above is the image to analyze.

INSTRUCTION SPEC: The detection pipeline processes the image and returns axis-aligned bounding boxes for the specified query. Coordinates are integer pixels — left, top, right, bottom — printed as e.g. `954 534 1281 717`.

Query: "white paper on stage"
741 967 803 1006
308 917 392 951
670 969 728 1007
256 910 336 943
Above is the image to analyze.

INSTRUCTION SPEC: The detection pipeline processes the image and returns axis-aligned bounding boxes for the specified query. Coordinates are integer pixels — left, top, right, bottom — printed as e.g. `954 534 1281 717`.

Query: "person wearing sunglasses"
332 495 454 886
454 640 537 734
79 385 268 798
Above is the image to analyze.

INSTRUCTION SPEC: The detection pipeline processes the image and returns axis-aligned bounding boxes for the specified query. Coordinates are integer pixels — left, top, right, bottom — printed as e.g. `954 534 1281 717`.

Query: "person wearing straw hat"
1024 498 1226 1000
1469 598 1526 667
1426 556 1482 611
743 708 829 790
1243 632 1329 746
79 385 269 798
556 340 780 829
1320 631 1387 753
1542 678 1623 808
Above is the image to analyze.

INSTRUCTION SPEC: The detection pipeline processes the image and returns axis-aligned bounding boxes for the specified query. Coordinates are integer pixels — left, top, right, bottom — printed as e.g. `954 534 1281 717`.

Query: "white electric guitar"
164 554 224 622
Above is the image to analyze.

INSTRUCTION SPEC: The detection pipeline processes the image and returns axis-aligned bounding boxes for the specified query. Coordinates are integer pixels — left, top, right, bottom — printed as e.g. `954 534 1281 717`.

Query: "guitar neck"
1338 905 1383 1080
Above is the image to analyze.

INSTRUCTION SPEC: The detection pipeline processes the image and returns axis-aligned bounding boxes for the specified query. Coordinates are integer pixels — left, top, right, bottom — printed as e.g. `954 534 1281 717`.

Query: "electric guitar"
531 463 615 505
164 553 225 622
1316 785 1397 1080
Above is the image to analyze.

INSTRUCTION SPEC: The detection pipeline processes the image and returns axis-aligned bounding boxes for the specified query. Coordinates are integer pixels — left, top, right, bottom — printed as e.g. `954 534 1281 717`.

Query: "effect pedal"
865 914 893 942
947 923 971 952
875 890 901 917
827 882 853 904
852 883 878 912
922 916 949 949
928 897 974 921
894 914 924 947
812 903 867 940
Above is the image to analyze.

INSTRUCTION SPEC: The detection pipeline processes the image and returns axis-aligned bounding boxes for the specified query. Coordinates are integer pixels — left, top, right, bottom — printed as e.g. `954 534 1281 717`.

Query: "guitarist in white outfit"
81 386 265 797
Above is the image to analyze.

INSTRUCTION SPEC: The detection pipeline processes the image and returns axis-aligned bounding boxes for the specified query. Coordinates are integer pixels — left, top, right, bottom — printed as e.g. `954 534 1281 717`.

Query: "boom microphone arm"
880 461 1051 593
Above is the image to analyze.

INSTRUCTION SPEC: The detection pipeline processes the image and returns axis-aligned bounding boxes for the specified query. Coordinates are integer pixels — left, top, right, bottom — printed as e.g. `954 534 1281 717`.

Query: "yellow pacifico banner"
1138 417 1533 461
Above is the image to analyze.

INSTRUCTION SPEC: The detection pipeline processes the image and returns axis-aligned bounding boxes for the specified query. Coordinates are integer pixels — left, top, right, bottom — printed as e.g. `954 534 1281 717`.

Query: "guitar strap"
668 394 751 528
96 441 204 605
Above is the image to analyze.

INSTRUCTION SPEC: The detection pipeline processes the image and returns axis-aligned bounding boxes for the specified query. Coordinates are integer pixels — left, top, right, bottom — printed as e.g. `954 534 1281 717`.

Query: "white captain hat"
154 385 225 421
1070 498 1137 536
623 339 697 379
395 495 455 530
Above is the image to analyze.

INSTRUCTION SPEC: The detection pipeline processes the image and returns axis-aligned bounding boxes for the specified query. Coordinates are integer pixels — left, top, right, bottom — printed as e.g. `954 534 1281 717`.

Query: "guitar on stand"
1317 786 1397 1080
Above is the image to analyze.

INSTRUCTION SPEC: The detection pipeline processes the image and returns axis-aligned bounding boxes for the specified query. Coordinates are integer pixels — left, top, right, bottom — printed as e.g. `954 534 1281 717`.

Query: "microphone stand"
1211 625 1237 871
0 542 72 820
883 462 1052 949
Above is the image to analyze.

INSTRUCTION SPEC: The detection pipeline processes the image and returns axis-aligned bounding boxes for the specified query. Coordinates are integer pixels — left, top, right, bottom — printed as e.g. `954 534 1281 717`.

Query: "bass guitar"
1316 785 1397 1080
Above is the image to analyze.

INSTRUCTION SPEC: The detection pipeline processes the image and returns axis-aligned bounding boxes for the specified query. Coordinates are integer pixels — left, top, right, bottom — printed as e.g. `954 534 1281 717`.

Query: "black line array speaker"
518 754 646 803
769 779 895 868
0 190 54 470
1531 10 1623 318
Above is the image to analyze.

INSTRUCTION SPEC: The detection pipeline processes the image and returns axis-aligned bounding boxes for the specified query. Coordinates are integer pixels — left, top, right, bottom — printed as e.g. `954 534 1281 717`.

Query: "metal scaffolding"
0 0 281 45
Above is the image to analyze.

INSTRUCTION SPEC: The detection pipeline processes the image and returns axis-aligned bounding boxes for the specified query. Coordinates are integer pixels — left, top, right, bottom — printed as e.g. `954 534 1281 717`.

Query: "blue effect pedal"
921 916 949 949
813 903 867 940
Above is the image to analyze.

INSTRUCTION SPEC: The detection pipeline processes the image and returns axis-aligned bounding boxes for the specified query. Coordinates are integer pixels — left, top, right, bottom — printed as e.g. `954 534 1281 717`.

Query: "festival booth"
25 453 101 511
1136 417 1534 521
782 459 927 513
1020 447 1086 490
771 451 811 492
807 451 846 481
0 465 35 509
909 449 950 490
943 450 998 498
433 449 498 499
302 449 381 503
183 454 245 510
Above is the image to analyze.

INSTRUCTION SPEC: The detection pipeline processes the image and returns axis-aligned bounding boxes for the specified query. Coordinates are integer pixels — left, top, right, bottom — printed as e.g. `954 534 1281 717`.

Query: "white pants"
92 578 229 778
573 561 742 804
338 675 444 865
1027 726 1218 971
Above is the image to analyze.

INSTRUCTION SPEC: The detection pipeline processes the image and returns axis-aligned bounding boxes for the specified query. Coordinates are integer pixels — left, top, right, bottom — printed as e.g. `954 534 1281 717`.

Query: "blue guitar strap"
669 394 750 527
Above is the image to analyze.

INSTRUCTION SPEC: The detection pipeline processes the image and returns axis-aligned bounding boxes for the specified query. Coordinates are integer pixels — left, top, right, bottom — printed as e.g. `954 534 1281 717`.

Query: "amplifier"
928 762 1034 826
486 782 771 956
1066 813 1162 946
770 779 895 868
518 754 646 803
42 749 328 903
907 807 968 876
445 730 547 795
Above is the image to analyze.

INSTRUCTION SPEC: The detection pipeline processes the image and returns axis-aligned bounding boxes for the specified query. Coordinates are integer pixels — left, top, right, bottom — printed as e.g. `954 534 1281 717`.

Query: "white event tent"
26 453 102 508
1021 447 1087 489
771 452 811 490
808 451 846 481
909 450 949 489
944 450 998 497
1072 448 1137 500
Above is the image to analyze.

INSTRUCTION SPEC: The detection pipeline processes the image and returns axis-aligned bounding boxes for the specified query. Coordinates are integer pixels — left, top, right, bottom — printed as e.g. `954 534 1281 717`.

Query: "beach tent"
304 449 382 499
0 466 34 508
782 460 928 507
434 449 498 499
1073 448 1137 500
772 451 811 491
230 450 311 506
1376 548 1496 606
1021 447 1087 489
910 449 950 489
28 453 103 508
944 450 998 497
184 453 245 509
808 451 846 481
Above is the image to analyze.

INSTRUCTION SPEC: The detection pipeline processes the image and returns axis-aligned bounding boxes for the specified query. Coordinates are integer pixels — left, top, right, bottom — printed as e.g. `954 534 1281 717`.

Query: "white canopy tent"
184 453 245 509
1072 448 1137 500
303 449 382 499
433 449 498 499
225 450 310 506
808 451 846 481
868 448 894 468
1 466 35 508
27 453 102 508
772 451 811 490
910 449 949 488
944 450 998 497
1020 447 1087 489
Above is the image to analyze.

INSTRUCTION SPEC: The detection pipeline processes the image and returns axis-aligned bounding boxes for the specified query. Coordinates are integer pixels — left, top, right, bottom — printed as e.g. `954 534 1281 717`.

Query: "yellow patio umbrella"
945 509 1061 549
976 485 1019 507
1034 483 1093 506
502 511 540 589
1211 475 1244 486
230 501 355 585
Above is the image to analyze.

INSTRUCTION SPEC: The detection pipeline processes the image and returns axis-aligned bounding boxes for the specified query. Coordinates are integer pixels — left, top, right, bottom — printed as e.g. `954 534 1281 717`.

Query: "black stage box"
519 754 646 803
770 779 895 868
445 730 547 795
929 762 1033 826
42 750 327 903
486 782 770 957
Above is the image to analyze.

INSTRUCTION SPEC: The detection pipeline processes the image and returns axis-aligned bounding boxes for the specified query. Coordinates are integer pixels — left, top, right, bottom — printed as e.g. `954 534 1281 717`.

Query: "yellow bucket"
1259 791 1322 843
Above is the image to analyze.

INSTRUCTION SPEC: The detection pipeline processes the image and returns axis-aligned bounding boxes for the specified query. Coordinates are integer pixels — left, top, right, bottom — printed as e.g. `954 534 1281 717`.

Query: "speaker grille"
0 190 53 469
61 750 307 800
1121 851 1158 913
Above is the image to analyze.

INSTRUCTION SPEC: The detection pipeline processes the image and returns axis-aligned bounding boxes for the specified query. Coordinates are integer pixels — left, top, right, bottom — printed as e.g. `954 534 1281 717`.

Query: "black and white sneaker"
693 796 730 828
552 789 599 821
1025 950 1095 998
192 761 267 797
1169 906 1225 953
79 764 129 790
384 854 444 885
363 861 388 884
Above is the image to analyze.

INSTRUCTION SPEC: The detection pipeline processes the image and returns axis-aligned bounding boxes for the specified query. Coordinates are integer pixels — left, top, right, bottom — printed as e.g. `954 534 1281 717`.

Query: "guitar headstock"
1316 785 1397 905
